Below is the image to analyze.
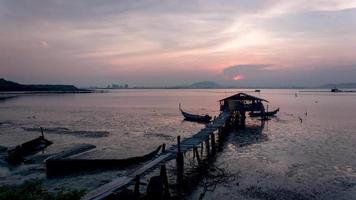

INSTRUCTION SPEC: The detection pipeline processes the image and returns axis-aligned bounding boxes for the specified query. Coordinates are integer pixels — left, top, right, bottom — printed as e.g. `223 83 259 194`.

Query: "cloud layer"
1 0 356 87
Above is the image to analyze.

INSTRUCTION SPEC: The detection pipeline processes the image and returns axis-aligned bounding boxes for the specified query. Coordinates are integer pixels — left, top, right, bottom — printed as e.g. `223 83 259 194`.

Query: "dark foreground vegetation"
0 180 85 200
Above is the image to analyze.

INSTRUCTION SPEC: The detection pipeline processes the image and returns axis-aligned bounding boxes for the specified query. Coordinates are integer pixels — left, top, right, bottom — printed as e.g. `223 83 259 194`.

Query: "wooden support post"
177 136 181 153
211 133 216 155
240 111 246 128
200 142 204 157
175 136 184 193
162 143 166 153
160 164 170 198
176 135 184 175
193 147 200 164
217 129 222 142
205 139 210 156
134 175 140 199
40 127 44 138
234 112 239 126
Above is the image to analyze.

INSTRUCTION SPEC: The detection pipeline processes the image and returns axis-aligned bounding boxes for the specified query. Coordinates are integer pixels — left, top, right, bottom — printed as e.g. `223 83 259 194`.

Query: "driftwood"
46 145 162 177
6 131 53 164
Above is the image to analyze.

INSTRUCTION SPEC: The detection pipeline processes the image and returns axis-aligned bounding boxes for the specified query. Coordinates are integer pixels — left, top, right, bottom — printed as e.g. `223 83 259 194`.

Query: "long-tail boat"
179 104 211 123
249 108 280 117
46 145 162 177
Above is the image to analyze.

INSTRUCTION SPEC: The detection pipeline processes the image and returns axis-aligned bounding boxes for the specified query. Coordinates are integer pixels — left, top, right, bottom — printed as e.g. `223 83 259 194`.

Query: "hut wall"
228 100 237 111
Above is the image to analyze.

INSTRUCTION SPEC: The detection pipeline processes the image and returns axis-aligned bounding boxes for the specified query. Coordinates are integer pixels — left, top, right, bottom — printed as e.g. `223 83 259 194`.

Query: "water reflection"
1 89 356 198
228 122 268 149
0 95 19 102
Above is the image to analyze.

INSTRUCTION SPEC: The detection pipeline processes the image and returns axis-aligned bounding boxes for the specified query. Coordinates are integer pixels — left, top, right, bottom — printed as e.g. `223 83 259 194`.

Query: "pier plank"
83 153 172 200
82 112 231 200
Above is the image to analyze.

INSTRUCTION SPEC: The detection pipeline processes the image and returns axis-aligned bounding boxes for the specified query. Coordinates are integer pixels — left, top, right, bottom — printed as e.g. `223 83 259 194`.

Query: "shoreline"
0 90 95 95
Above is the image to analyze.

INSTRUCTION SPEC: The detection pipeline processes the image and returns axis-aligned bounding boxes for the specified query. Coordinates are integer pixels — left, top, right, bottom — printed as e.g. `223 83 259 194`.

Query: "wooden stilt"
176 135 184 188
134 175 140 199
200 142 204 156
177 136 181 154
205 139 210 156
241 111 246 127
211 133 216 155
162 143 166 153
40 127 44 138
193 147 200 164
160 164 170 198
176 136 183 164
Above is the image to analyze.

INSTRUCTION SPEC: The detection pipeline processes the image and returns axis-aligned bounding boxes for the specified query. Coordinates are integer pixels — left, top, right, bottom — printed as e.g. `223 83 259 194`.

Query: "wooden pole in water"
211 133 216 155
193 147 200 164
176 136 184 193
241 111 246 127
162 143 166 153
134 175 140 199
200 142 204 157
176 135 184 171
177 136 181 154
40 127 44 138
205 138 210 156
160 164 170 197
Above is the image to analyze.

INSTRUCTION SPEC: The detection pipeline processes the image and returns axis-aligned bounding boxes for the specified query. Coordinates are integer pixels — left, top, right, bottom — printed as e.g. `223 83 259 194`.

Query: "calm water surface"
1 89 356 199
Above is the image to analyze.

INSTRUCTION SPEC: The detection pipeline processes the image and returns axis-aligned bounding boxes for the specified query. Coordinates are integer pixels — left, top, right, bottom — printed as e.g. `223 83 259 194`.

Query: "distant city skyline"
1 0 356 87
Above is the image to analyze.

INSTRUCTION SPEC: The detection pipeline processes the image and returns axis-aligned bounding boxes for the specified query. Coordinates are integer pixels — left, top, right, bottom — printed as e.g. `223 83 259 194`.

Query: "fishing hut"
219 92 269 126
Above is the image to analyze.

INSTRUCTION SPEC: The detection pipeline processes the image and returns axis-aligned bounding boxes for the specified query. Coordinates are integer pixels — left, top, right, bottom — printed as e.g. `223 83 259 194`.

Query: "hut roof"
219 92 269 103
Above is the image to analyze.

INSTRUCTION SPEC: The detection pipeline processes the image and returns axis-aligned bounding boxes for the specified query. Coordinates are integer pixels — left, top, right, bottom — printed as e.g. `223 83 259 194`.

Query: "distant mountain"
0 78 87 92
319 82 356 89
188 81 221 89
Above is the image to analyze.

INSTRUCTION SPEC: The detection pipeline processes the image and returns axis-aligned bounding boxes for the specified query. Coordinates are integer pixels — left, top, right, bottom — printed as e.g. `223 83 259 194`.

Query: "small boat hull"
179 104 211 123
46 145 162 177
6 136 53 164
249 108 280 117
182 111 211 123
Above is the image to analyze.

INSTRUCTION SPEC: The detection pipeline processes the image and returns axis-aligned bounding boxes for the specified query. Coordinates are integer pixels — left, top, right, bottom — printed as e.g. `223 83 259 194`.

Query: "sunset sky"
1 0 356 87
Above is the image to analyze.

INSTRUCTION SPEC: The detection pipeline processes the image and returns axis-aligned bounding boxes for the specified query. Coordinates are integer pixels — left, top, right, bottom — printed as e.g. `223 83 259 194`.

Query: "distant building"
106 83 129 89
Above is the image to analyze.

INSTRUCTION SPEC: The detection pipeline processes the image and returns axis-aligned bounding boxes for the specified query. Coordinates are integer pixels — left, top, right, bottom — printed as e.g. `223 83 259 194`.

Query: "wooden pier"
82 92 275 200
83 112 231 200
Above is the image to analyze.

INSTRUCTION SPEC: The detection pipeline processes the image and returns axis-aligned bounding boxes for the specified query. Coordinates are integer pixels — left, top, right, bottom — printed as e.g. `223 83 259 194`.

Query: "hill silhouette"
0 78 86 92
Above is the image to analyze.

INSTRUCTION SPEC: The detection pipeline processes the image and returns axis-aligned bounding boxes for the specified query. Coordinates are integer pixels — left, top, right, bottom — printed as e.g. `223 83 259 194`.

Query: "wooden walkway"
82 112 231 200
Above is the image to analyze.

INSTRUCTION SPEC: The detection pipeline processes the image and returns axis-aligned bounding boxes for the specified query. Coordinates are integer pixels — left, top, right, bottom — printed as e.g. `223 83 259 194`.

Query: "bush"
0 180 85 200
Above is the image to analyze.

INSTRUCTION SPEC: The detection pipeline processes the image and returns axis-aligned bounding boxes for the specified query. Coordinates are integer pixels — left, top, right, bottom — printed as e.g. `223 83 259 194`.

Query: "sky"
1 0 356 87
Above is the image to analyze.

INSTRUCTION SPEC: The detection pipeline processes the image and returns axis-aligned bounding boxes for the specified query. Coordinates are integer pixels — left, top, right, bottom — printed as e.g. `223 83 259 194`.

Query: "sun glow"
233 74 245 81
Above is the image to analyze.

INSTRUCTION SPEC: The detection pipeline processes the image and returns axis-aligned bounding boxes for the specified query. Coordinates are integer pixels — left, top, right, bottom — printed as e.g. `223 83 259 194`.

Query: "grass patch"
0 180 85 200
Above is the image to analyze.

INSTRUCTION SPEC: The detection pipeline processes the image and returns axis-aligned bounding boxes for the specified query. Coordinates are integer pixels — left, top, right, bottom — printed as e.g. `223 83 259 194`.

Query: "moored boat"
6 129 53 164
179 104 211 123
46 145 163 177
249 108 280 117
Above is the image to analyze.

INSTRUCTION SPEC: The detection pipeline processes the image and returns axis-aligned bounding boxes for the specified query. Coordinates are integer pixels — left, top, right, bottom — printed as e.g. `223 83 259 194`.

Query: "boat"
46 145 162 177
331 88 342 93
6 133 53 164
249 108 280 117
179 104 211 123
